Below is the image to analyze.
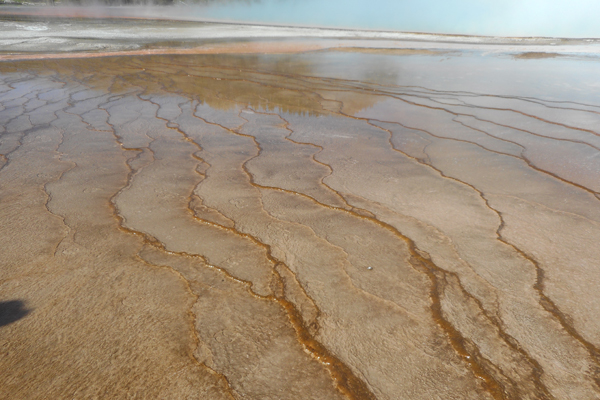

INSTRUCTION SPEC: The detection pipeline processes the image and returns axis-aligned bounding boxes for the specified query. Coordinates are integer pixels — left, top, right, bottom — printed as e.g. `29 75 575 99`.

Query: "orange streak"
0 41 333 62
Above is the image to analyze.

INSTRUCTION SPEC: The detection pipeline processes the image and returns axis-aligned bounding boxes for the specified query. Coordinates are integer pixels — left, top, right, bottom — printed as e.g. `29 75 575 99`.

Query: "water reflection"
1 53 394 116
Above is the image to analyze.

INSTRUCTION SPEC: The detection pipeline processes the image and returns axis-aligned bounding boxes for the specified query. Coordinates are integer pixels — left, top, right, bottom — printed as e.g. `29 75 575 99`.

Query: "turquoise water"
191 0 600 38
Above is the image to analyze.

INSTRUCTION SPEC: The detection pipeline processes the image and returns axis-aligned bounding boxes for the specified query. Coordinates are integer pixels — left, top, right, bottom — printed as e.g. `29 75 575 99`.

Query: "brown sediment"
124 92 376 400
141 56 600 189
300 79 600 140
202 71 600 230
210 104 506 399
514 52 562 59
189 100 488 397
302 84 600 196
237 100 550 398
56 74 237 393
101 104 241 400
3 50 600 400
259 185 507 399
192 108 376 400
286 95 553 398
1 75 236 400
133 252 240 400
276 296 377 400
366 120 555 399
359 118 600 395
311 90 600 389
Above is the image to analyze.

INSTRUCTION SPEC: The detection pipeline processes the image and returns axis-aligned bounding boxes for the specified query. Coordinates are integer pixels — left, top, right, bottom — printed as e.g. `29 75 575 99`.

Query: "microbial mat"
1 14 600 400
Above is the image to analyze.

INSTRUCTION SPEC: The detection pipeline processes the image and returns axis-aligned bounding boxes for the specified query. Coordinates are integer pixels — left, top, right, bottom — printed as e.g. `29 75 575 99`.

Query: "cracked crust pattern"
1 49 600 400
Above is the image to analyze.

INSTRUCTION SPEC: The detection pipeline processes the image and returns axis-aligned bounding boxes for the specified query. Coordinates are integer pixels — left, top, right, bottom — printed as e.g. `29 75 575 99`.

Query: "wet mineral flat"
1 16 600 400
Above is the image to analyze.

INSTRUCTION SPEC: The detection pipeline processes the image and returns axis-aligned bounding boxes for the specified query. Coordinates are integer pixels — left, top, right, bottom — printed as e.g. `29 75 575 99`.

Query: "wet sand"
1 18 600 400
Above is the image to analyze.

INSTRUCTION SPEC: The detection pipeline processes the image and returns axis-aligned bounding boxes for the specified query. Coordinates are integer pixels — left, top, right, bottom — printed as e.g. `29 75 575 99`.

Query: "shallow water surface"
1 48 600 400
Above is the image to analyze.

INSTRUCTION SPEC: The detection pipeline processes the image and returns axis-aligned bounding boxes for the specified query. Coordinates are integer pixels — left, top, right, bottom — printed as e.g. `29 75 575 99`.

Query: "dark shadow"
0 300 30 327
